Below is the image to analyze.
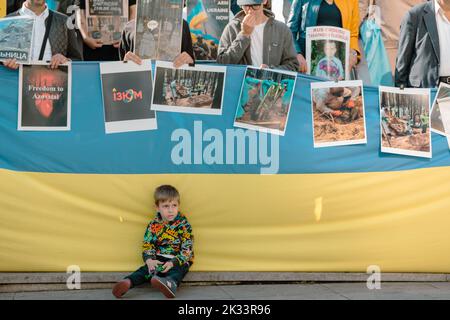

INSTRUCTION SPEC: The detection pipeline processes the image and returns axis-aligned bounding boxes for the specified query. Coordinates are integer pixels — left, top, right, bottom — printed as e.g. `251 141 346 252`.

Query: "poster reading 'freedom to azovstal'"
100 59 157 134
134 0 183 61
306 26 350 81
85 0 129 45
0 16 34 63
187 0 229 61
18 63 71 131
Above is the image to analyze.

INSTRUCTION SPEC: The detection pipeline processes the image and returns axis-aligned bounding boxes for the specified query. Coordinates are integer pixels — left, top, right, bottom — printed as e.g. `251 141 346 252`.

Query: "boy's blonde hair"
154 185 180 205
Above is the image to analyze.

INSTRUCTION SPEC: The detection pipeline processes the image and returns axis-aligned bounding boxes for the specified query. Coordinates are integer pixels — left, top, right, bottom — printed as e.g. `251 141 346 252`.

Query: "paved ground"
2 282 450 300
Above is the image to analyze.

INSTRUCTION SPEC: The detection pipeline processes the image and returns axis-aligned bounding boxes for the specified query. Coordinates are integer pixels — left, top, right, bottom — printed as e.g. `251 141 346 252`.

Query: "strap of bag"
39 10 54 61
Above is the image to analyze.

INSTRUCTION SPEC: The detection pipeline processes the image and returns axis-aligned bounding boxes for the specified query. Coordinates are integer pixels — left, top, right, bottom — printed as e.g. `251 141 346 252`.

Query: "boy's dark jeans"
125 255 189 288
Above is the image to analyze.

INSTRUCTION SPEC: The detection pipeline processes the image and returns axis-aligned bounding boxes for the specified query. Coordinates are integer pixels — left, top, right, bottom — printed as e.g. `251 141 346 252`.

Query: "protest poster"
152 60 226 115
306 26 350 81
100 59 157 133
311 80 366 148
234 67 297 136
85 0 128 45
18 63 71 131
430 82 450 137
0 16 34 63
380 86 431 158
134 0 183 60
187 0 230 61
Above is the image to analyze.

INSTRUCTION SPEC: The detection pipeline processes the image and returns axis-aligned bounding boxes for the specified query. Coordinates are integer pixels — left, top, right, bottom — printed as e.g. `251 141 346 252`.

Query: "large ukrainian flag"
1 63 450 272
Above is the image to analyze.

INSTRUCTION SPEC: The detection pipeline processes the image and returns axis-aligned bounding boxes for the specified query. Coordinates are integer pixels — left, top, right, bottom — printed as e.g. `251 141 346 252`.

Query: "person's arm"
217 22 251 64
129 4 136 20
286 0 303 55
170 223 194 268
76 8 103 49
272 26 300 71
395 9 417 87
142 222 157 263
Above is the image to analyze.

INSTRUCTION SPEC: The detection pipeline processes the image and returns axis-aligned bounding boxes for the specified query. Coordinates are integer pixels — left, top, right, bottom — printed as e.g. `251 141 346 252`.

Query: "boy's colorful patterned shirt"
142 212 194 267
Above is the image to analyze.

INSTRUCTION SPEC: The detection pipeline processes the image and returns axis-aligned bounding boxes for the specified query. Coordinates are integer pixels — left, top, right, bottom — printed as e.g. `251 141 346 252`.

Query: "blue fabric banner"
0 62 448 174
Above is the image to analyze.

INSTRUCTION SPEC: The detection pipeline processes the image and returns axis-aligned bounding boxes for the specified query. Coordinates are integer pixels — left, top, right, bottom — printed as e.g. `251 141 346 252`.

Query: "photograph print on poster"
430 82 450 137
380 86 431 158
234 67 297 136
311 80 366 148
0 16 34 63
187 0 230 61
152 60 226 115
306 26 350 81
100 59 156 134
435 98 450 145
85 0 128 45
134 0 183 61
18 63 71 131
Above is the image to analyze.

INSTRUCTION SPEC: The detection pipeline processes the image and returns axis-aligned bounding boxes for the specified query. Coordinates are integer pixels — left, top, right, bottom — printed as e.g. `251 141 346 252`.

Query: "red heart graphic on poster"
34 98 54 118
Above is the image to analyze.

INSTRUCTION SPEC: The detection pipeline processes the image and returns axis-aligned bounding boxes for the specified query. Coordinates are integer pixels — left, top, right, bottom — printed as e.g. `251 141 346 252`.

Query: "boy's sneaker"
112 279 131 298
151 276 177 298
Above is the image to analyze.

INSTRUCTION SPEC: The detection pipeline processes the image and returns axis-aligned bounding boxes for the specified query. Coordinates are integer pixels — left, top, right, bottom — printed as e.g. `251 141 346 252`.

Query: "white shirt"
19 4 52 61
435 0 450 76
272 0 287 23
250 21 267 67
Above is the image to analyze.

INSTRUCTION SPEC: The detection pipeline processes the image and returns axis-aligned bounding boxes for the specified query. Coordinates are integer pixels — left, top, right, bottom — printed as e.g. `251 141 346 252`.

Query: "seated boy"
112 185 194 299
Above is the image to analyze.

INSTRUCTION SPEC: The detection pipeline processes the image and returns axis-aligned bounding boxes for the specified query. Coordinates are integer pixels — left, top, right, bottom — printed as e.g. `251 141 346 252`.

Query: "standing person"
112 185 194 299
76 0 136 61
3 0 83 70
287 0 360 73
358 0 427 75
217 0 299 71
396 0 450 88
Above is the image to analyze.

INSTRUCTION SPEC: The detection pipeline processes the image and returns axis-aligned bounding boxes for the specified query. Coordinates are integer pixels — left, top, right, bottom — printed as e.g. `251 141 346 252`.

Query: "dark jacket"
119 19 195 62
395 1 441 88
8 9 83 60
217 10 299 71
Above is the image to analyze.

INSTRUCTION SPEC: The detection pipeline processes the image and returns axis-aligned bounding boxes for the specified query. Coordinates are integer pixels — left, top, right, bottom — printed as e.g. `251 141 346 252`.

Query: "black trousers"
125 256 189 288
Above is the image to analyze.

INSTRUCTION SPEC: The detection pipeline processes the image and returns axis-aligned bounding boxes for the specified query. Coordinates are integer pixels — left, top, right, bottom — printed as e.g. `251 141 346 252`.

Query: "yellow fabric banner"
0 0 6 17
1 167 450 272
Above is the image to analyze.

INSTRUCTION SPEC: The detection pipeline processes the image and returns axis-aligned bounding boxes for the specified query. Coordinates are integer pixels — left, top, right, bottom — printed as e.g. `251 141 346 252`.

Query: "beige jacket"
358 0 426 71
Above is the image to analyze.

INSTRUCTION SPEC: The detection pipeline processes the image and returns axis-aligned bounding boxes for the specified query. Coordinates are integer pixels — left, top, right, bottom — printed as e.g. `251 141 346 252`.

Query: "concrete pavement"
2 282 450 300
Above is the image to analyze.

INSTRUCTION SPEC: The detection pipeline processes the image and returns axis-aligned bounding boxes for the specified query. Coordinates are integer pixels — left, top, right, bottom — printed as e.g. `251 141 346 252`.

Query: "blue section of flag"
0 62 448 174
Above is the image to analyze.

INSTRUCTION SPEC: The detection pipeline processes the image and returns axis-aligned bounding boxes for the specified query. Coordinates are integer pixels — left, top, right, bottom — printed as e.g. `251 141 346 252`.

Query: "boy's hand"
161 261 174 273
146 259 163 272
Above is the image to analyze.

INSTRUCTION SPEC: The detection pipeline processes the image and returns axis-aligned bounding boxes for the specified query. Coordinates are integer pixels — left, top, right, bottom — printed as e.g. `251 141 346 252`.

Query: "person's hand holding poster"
306 26 350 81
